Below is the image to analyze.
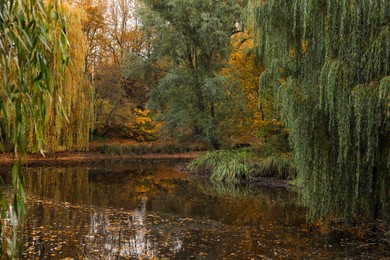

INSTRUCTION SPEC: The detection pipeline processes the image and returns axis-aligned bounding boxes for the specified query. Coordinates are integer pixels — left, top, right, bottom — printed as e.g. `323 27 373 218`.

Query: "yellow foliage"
47 2 93 152
301 40 309 55
221 30 286 141
123 109 158 142
221 30 263 137
10 1 94 152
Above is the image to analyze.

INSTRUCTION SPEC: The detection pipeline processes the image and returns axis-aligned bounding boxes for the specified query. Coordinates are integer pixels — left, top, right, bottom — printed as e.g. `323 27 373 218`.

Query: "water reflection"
0 160 389 259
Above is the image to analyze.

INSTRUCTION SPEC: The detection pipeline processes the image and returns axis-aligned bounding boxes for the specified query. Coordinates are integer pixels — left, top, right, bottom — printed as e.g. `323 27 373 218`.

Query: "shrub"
122 109 158 142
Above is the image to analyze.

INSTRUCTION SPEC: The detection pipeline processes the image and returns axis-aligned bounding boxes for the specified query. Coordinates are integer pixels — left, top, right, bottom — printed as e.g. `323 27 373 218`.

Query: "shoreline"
0 151 202 167
0 150 292 188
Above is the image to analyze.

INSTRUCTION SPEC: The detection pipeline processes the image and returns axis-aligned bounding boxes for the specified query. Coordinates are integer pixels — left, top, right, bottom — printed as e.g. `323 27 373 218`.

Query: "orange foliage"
123 108 158 142
221 31 263 140
221 30 287 142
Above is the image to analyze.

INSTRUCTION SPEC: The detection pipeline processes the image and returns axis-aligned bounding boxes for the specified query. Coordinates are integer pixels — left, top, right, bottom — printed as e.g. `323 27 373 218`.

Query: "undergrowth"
253 154 296 180
188 149 255 182
189 149 296 182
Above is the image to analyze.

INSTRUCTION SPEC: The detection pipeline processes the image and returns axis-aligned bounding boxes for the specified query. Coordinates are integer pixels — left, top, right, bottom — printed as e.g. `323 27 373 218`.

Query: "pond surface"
1 160 389 259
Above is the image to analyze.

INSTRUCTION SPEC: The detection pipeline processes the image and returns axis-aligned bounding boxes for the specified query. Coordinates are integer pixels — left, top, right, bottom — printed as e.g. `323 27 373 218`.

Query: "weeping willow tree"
41 2 93 152
247 0 390 222
1 1 93 154
0 0 70 256
1 0 93 256
17 2 93 153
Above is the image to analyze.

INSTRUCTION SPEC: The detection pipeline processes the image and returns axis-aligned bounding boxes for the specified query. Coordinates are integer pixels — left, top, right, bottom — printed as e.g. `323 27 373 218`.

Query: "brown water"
1 159 389 259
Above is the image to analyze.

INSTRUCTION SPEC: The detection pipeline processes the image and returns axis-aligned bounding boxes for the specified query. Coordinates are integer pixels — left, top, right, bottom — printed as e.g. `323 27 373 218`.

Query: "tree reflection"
0 162 387 258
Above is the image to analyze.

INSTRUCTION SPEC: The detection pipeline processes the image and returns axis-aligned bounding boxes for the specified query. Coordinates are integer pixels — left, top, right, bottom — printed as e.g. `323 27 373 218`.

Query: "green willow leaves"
0 0 68 155
247 0 390 222
0 0 85 256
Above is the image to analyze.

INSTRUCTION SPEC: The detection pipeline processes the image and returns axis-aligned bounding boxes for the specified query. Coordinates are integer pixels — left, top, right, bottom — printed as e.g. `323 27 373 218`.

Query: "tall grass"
253 154 296 180
188 149 255 182
189 149 296 182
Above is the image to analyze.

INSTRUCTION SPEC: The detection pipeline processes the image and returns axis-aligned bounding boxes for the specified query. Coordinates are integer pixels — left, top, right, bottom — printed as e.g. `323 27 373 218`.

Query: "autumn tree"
138 0 241 148
74 0 108 81
44 2 94 152
6 2 95 153
220 31 265 143
247 0 390 222
105 0 153 105
106 0 144 63
82 0 156 138
0 0 82 255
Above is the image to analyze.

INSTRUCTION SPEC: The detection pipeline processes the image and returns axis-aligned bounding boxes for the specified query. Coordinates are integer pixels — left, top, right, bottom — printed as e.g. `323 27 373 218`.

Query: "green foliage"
190 149 296 182
253 154 296 180
121 52 163 106
138 0 241 148
247 0 390 222
0 0 69 155
0 0 70 256
189 149 255 182
1 2 93 153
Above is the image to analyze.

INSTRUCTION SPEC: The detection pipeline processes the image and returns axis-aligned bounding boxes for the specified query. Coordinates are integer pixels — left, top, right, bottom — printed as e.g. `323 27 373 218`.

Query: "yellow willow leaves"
36 1 93 152
3 1 92 153
288 40 310 58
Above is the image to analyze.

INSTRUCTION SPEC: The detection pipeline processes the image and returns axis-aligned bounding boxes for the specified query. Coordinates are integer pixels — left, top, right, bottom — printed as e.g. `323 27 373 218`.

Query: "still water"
1 160 389 259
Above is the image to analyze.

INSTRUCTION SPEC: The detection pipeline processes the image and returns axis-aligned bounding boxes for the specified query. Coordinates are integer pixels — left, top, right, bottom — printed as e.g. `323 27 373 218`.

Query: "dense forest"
1 0 389 257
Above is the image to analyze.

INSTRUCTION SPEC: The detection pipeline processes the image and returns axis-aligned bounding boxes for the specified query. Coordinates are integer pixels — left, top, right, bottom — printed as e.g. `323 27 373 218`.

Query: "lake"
1 159 389 259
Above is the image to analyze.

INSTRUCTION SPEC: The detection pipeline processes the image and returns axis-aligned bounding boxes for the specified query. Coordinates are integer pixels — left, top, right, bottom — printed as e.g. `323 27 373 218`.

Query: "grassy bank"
189 148 296 183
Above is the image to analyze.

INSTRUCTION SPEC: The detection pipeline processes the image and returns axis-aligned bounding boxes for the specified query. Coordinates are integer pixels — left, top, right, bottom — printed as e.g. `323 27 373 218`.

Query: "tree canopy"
138 0 241 148
247 0 390 222
0 0 80 255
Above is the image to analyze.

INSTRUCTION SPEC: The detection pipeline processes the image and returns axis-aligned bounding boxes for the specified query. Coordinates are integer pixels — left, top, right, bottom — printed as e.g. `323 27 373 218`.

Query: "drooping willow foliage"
0 1 93 153
0 0 69 256
247 0 390 222
41 2 93 152
1 0 93 256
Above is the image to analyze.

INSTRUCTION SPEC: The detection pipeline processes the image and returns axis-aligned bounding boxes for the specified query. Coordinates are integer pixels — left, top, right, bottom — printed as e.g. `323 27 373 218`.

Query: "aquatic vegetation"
253 154 296 180
189 149 255 182
189 148 297 182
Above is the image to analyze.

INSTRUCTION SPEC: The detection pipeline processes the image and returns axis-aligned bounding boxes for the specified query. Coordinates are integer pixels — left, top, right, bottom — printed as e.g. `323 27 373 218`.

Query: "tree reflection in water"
0 160 389 259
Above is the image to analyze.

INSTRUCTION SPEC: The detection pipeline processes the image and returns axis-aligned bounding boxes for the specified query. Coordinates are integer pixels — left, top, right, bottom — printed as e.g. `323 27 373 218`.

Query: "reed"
189 149 255 182
253 154 296 180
